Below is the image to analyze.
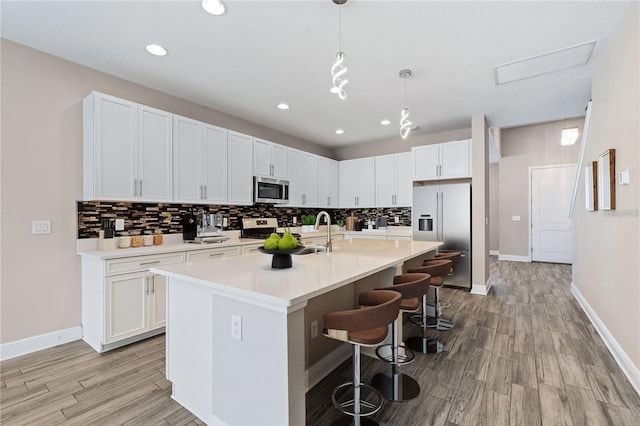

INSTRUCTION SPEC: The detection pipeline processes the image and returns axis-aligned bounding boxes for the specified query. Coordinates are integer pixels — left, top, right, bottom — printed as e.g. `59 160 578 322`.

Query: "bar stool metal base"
425 298 452 309
409 314 454 331
371 370 420 401
332 382 383 418
405 335 444 354
331 416 380 426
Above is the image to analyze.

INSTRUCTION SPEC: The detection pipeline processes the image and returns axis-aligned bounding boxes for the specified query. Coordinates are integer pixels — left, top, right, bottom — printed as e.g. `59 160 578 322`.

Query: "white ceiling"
1 1 631 149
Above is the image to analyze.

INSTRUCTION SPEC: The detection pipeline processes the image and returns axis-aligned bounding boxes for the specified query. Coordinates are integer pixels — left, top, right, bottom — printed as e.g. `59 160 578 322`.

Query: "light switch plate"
310 320 318 339
231 314 242 341
32 220 51 235
115 218 125 231
512 216 521 222
619 169 630 185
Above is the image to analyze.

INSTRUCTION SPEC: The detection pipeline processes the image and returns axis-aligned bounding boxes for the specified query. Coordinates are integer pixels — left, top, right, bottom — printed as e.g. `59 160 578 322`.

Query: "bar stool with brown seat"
405 259 453 354
323 290 402 426
428 251 461 309
367 273 430 402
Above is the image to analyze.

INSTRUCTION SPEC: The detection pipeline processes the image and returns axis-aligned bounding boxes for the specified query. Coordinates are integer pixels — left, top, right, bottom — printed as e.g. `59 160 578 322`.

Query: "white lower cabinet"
82 252 184 352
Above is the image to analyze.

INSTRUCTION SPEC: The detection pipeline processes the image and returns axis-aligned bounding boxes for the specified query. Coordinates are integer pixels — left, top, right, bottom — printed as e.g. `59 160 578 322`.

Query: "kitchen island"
151 238 441 425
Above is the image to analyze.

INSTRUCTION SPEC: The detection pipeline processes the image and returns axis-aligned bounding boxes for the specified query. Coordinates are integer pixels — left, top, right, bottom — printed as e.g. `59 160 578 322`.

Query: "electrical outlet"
231 314 242 341
512 216 521 222
32 220 51 235
293 216 297 225
223 217 228 227
311 320 318 339
394 216 399 224
115 218 125 231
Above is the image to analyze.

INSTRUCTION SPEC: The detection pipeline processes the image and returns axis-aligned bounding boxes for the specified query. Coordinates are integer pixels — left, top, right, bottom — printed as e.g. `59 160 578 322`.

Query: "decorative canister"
131 231 143 248
153 230 163 245
118 233 131 249
143 231 154 246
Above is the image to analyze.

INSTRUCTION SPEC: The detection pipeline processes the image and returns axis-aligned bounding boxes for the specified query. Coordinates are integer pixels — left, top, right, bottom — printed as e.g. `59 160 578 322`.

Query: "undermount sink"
294 246 328 255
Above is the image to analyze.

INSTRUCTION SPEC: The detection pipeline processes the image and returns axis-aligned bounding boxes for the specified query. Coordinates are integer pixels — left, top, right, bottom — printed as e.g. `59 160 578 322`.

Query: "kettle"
376 217 388 229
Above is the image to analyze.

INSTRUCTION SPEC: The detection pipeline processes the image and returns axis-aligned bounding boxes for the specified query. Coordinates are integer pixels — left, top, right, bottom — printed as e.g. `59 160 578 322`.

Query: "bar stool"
323 290 401 426
428 251 461 309
368 273 430 401
406 259 453 354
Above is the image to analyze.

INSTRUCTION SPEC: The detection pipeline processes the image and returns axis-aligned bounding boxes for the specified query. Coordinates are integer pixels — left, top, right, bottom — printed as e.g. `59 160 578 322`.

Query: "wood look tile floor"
1 260 639 425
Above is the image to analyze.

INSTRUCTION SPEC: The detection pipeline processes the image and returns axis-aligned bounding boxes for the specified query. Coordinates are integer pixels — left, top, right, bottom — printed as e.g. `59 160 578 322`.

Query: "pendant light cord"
339 5 342 51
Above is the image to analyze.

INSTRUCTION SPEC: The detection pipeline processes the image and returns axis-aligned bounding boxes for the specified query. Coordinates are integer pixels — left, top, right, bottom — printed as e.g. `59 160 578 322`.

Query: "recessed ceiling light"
277 103 290 110
202 0 225 16
380 119 391 126
335 129 344 135
146 44 167 56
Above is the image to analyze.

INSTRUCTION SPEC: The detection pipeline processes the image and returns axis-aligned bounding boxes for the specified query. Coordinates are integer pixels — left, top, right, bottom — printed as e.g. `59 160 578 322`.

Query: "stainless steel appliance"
412 182 471 289
241 217 301 243
254 177 289 204
182 210 230 244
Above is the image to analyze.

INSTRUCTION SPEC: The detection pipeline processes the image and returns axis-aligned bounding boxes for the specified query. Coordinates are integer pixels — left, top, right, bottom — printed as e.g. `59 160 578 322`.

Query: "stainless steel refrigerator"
412 182 471 290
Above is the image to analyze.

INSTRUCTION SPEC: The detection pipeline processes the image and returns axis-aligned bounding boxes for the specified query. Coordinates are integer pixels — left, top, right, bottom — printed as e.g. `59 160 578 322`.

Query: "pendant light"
399 69 413 139
330 0 348 100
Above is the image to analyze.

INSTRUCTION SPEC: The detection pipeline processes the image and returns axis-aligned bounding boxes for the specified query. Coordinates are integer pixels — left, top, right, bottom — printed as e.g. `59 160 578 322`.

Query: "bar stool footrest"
425 299 452 309
331 382 383 418
375 343 415 365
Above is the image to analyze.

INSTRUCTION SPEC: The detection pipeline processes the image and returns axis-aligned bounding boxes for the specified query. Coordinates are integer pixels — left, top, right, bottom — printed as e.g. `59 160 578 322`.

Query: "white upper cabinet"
413 139 471 181
317 157 338 208
173 116 228 204
84 93 172 202
375 152 412 207
254 138 287 179
339 157 375 208
287 149 317 206
227 131 254 205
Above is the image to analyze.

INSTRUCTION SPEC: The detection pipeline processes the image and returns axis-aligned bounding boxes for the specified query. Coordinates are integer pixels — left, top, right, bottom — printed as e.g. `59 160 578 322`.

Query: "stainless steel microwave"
254 176 289 204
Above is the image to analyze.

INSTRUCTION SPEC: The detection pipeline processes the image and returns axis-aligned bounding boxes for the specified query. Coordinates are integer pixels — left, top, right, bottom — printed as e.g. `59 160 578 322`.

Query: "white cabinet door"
357 157 376 207
317 157 338 208
375 155 396 207
148 274 166 330
287 149 304 206
271 144 288 179
105 271 148 343
395 152 413 206
202 124 227 204
173 115 202 203
137 105 172 202
440 139 470 179
339 160 358 208
302 153 318 206
413 144 439 181
84 92 137 200
228 131 253 205
253 138 271 177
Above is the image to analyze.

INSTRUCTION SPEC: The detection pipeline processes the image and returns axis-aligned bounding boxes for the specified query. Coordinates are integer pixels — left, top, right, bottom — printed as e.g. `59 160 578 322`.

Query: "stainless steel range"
240 218 301 243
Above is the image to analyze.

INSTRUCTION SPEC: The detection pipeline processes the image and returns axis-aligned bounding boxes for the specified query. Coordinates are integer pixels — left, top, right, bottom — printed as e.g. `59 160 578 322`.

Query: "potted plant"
336 219 345 231
300 215 316 233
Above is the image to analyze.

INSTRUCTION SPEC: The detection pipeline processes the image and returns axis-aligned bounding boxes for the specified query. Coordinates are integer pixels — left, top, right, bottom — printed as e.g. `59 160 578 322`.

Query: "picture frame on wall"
597 148 616 210
585 161 598 211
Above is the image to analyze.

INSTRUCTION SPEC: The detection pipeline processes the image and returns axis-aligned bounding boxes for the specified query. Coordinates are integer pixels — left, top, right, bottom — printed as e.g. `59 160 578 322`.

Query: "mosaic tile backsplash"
77 201 412 239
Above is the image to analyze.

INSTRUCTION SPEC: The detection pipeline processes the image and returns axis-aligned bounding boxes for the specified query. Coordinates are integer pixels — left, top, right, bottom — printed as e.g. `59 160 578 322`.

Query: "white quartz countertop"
150 239 441 309
77 227 413 260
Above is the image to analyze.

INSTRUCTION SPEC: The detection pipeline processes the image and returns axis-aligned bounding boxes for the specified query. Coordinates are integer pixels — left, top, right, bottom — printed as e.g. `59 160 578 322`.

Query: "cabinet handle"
150 275 155 294
209 252 224 257
203 185 207 199
199 185 203 199
302 194 306 205
138 179 143 197
140 260 161 266
133 179 138 197
327 196 330 206
145 276 149 295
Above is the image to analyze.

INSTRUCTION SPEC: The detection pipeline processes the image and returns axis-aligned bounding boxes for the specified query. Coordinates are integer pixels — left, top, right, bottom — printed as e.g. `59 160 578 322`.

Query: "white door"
148 274 167 330
137 105 173 202
253 138 271 177
395 152 413 206
339 160 358 208
375 155 395 207
412 144 439 181
531 165 576 263
302 153 318 207
227 131 253 205
105 272 148 343
173 115 202 203
202 124 227 204
287 149 305 206
439 139 470 179
271 144 288 179
357 157 376 207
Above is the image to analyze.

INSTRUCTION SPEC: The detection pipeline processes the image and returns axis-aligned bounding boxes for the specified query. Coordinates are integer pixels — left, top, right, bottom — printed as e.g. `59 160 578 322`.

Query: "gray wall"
498 117 584 258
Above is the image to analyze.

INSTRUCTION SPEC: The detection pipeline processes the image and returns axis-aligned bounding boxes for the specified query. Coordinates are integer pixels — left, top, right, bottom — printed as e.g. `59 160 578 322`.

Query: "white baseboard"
489 250 499 256
0 326 83 361
571 283 640 396
305 344 351 391
470 277 492 296
498 254 531 262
